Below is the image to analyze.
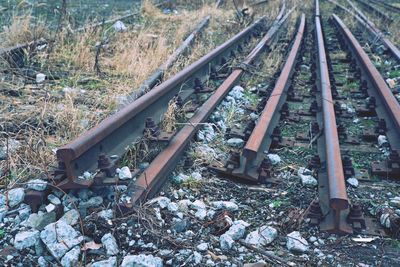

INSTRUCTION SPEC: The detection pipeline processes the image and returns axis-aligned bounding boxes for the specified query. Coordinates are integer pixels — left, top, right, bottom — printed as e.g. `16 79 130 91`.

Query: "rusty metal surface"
55 16 267 189
316 16 349 211
231 14 306 181
332 14 400 150
121 4 290 210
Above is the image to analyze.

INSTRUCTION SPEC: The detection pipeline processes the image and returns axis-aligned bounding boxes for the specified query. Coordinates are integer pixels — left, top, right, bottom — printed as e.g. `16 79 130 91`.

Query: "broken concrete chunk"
245 225 278 247
286 231 309 253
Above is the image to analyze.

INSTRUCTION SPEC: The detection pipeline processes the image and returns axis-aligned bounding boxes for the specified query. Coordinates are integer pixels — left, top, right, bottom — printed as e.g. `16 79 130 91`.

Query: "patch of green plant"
388 69 400 79
0 229 4 239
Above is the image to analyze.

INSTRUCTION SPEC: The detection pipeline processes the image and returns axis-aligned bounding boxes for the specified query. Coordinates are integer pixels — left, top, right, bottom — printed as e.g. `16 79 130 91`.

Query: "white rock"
298 167 317 187
91 257 117 267
177 199 192 212
113 20 127 32
211 201 239 211
14 230 40 250
227 138 244 148
36 73 46 83
197 242 209 252
267 154 281 165
229 85 244 100
48 194 61 205
46 203 56 213
220 233 234 250
173 173 190 184
38 256 48 267
8 188 25 207
191 200 206 210
117 166 132 180
148 196 171 209
101 233 119 256
195 209 207 220
225 220 249 240
250 113 258 120
167 202 179 213
121 254 163 267
347 177 359 188
60 246 80 267
193 251 203 264
98 209 114 220
378 135 389 147
286 231 309 253
40 220 82 259
309 236 317 243
380 213 391 228
191 172 202 181
27 179 48 191
244 226 278 247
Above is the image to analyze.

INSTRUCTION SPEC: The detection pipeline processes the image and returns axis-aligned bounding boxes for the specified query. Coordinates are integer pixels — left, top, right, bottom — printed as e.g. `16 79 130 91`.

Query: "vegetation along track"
1 0 400 266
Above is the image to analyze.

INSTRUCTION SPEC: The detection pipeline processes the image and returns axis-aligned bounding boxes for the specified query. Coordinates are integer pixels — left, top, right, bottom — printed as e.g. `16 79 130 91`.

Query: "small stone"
79 196 103 209
36 73 46 83
35 212 56 230
167 202 179 213
117 166 132 180
27 179 47 191
193 251 203 264
250 113 259 120
347 177 359 188
386 78 396 89
121 254 163 267
173 219 189 233
197 242 209 252
173 173 190 184
220 233 234 250
286 231 309 253
91 257 117 267
267 154 281 165
245 226 278 247
60 246 80 267
227 138 244 148
45 203 56 213
195 209 207 220
48 194 61 205
309 236 317 243
298 167 317 187
191 200 206 210
8 188 25 207
60 209 80 226
101 233 119 256
148 196 171 209
229 85 244 100
14 230 40 250
225 220 249 240
113 20 127 32
178 199 192 211
210 201 239 211
38 256 48 267
378 135 389 147
98 209 113 220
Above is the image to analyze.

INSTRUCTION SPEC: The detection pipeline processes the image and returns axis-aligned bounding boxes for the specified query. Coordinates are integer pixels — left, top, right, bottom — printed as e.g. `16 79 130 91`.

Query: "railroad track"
18 0 400 238
24 3 288 210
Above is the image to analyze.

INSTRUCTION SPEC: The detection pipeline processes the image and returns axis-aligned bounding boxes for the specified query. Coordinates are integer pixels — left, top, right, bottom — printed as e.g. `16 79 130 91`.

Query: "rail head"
243 14 306 159
315 16 349 210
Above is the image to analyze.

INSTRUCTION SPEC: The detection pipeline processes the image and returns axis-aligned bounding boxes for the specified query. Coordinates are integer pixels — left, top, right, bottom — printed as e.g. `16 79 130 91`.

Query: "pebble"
38 256 48 267
173 219 189 233
173 173 190 184
378 135 389 147
101 233 119 256
267 154 281 165
191 200 206 210
197 242 209 252
27 179 48 191
148 196 171 209
98 209 114 220
225 220 249 240
195 209 207 220
14 230 40 250
298 167 317 187
8 188 25 207
113 20 127 32
117 166 132 180
36 73 46 83
60 209 80 226
48 194 61 205
45 203 56 213
286 231 309 253
220 234 234 250
227 138 244 148
193 251 203 264
211 201 239 211
60 246 80 267
167 202 179 213
347 177 359 188
245 225 278 247
121 254 163 267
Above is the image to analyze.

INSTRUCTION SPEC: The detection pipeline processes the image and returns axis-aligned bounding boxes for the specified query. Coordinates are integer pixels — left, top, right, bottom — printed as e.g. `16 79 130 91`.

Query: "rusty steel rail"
315 0 351 233
54 16 270 190
228 14 306 181
120 5 292 210
354 0 393 22
343 0 400 61
332 14 400 150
